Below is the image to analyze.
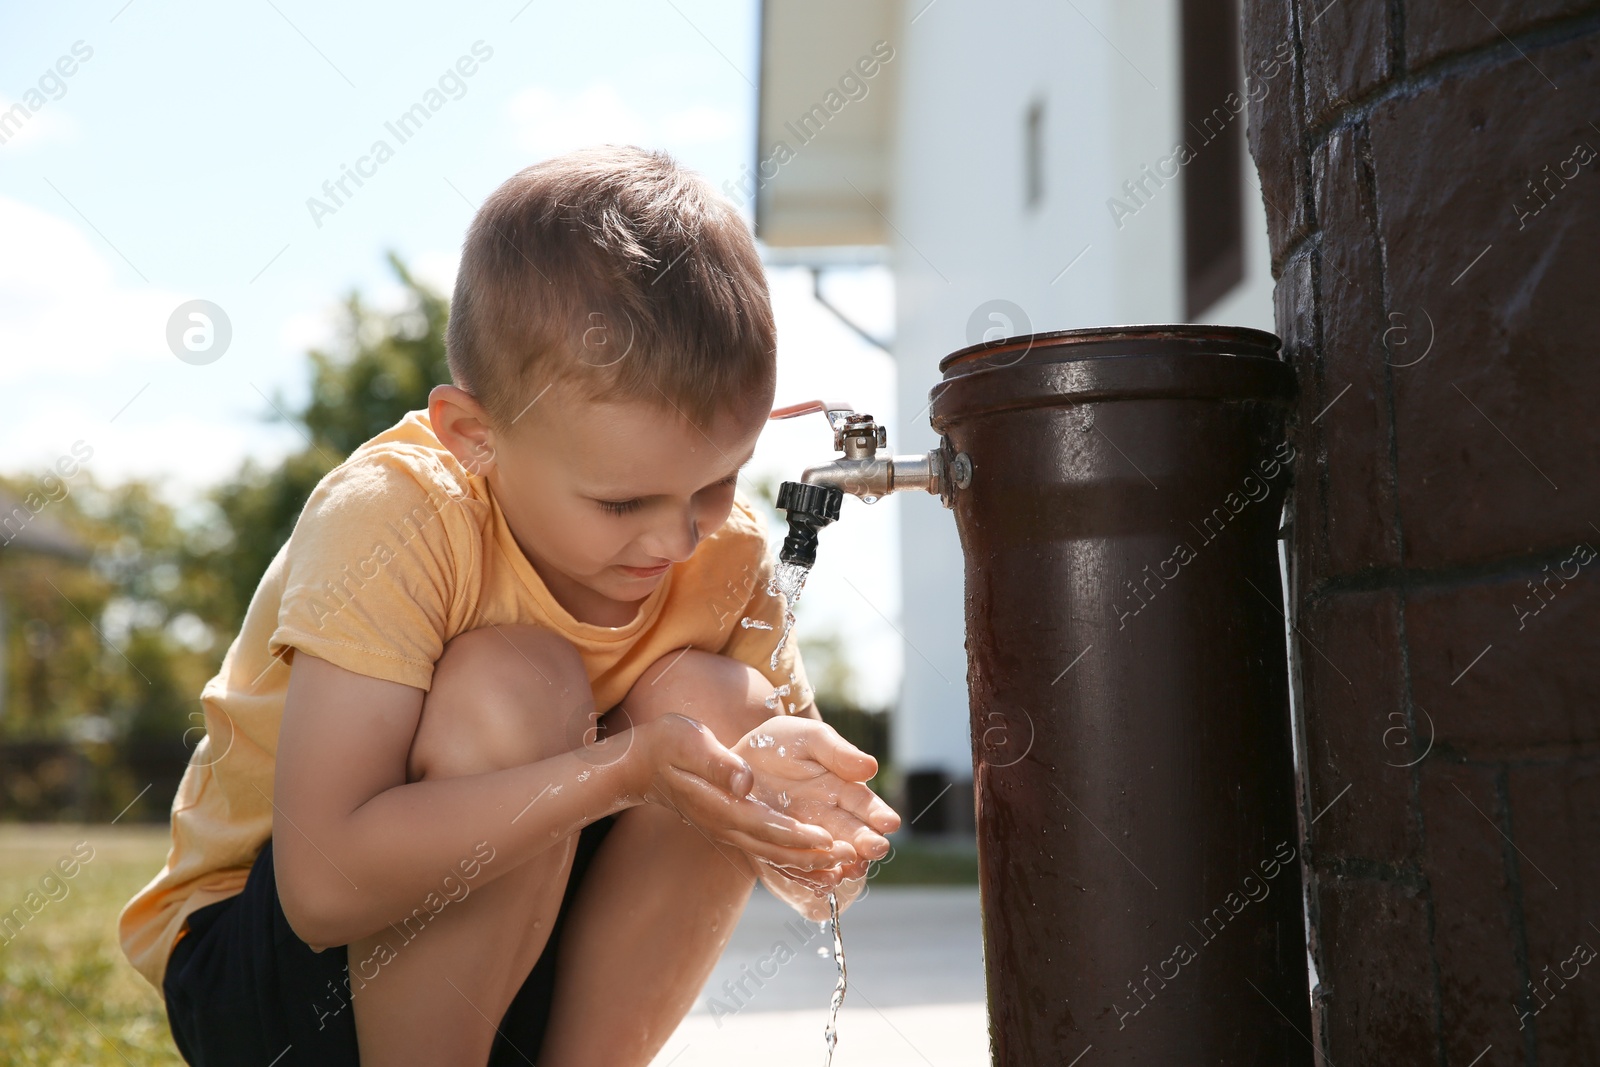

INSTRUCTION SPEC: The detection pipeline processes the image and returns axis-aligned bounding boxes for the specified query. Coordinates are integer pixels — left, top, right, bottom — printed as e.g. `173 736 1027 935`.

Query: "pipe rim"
929 324 1292 430
937 322 1283 375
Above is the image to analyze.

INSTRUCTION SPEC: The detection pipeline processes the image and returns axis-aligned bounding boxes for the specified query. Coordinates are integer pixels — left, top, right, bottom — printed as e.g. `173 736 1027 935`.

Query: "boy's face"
432 381 770 623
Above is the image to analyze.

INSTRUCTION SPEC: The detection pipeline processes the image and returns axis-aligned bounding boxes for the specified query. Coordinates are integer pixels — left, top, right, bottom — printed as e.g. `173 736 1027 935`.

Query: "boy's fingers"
720 755 754 799
851 827 892 860
807 729 879 782
667 715 755 796
695 751 752 799
729 833 853 872
819 809 888 861
662 767 833 850
839 782 902 834
757 860 834 895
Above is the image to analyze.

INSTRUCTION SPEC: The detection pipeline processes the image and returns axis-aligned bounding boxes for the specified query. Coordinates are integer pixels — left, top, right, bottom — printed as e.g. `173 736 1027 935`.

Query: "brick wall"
1240 1 1600 1062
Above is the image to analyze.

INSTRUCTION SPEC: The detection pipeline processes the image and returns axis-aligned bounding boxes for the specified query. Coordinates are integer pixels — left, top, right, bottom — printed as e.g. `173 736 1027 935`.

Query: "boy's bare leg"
535 651 775 1067
348 625 598 1066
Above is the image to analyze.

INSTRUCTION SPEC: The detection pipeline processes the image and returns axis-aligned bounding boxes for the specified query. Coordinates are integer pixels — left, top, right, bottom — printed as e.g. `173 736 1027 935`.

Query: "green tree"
0 475 216 744
185 252 452 636
0 252 451 819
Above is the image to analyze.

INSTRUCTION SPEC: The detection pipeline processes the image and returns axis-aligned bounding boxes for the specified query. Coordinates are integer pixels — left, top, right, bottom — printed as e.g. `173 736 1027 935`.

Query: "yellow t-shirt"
117 409 814 995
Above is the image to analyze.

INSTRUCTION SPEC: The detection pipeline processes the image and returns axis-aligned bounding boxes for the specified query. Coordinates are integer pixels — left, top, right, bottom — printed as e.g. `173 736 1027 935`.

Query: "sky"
1 0 903 705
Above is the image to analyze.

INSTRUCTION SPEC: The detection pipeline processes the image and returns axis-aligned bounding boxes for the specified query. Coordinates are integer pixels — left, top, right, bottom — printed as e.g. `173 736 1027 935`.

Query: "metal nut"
951 452 973 489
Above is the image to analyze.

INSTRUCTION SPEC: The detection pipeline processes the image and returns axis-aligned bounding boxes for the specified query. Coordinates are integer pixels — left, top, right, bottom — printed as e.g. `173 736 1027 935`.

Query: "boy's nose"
649 512 701 563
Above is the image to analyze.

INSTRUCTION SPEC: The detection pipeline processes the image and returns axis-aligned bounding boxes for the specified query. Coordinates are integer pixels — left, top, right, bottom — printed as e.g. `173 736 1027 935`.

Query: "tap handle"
769 399 856 433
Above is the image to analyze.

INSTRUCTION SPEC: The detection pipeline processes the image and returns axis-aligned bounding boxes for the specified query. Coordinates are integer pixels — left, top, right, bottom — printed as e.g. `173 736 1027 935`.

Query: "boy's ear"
428 384 499 476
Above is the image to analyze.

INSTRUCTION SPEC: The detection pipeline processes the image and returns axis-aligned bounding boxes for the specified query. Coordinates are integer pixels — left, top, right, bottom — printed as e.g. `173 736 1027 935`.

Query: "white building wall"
885 0 1272 782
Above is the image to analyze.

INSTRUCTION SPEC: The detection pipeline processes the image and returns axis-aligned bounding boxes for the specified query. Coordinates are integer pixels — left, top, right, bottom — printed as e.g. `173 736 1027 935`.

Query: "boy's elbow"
277 877 338 951
274 848 350 951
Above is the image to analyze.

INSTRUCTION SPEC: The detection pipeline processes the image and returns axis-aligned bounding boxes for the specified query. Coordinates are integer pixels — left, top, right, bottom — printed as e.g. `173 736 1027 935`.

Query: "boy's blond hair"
446 145 776 428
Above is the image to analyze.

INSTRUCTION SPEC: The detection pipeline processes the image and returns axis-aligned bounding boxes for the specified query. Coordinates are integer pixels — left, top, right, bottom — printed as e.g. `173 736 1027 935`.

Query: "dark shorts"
163 815 617 1066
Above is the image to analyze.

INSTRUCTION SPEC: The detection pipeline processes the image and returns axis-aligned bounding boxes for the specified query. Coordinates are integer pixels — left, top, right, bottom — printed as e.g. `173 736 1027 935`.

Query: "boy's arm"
272 651 841 951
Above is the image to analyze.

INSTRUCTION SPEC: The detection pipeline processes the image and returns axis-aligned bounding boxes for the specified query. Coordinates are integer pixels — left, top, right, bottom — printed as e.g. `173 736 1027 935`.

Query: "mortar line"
1295 8 1600 149
1452 781 1557 890
1493 765 1540 1067
1463 0 1560 88
1352 99 1446 1060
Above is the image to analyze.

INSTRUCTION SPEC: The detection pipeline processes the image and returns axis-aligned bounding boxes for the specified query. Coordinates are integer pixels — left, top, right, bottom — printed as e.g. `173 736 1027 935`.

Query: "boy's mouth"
615 561 672 579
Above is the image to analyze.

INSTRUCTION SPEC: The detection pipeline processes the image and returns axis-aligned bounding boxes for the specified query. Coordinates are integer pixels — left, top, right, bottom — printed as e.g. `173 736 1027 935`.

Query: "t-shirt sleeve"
268 450 480 692
715 501 819 717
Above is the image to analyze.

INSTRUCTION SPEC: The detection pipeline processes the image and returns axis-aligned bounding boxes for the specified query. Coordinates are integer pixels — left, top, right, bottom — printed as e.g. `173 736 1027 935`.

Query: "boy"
118 145 901 1066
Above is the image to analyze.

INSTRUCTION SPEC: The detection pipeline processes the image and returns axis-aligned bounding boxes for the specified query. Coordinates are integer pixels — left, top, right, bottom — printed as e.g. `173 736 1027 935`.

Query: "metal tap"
769 400 948 501
767 399 956 566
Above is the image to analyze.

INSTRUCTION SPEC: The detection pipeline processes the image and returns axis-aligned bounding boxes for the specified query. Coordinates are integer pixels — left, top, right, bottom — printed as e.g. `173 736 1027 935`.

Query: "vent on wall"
1181 0 1246 318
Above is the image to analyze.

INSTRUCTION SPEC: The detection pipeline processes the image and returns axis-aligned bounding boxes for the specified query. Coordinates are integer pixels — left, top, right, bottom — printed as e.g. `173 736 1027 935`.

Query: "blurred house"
754 0 1274 832
0 486 90 724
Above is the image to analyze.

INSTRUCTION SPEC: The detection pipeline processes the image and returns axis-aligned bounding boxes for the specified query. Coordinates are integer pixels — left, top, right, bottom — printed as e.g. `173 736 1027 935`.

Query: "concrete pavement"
650 883 991 1066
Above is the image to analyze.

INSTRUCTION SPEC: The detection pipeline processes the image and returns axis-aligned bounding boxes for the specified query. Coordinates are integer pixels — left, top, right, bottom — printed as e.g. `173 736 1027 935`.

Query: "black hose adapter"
775 481 844 567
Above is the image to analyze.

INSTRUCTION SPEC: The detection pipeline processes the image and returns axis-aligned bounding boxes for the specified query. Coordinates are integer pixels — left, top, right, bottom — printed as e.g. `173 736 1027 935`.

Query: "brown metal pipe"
928 325 1311 1065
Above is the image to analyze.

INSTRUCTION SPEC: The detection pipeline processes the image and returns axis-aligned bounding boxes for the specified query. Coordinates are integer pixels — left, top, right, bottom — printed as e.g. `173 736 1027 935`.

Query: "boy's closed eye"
593 470 741 516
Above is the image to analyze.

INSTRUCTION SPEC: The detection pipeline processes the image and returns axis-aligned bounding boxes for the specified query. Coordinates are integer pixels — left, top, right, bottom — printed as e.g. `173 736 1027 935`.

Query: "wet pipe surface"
930 326 1313 1065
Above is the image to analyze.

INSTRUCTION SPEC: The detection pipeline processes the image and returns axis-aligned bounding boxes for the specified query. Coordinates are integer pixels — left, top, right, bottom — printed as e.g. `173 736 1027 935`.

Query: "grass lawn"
0 823 180 1066
868 833 981 886
0 821 977 1065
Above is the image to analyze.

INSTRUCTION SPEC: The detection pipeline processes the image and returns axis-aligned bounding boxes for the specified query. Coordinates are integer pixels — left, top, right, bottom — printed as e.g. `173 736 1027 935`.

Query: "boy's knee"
622 649 773 747
408 625 594 781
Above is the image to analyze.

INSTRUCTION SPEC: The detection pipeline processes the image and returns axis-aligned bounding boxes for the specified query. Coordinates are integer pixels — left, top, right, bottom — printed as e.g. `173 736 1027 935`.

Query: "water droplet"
751 733 776 749
576 770 591 782
861 494 878 504
817 946 831 959
777 745 787 757
740 616 773 630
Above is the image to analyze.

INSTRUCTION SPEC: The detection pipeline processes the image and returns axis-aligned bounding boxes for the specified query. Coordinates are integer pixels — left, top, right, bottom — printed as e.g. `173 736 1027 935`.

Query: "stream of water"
753 557 849 1064
766 559 811 672
822 890 848 1066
